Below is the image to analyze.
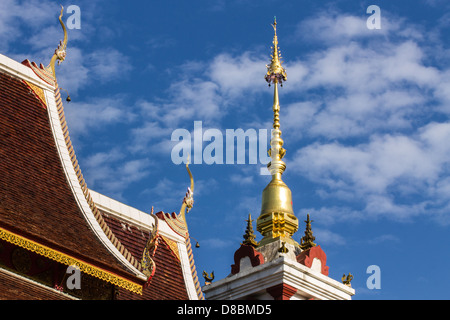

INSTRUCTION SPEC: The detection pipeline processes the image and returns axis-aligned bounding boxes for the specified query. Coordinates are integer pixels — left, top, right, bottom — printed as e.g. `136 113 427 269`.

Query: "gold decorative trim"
161 236 180 261
0 226 143 295
161 212 188 238
24 80 47 108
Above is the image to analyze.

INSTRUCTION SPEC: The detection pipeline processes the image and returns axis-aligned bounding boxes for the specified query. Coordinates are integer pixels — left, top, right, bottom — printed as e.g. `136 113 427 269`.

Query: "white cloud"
313 228 346 246
367 234 400 245
298 206 364 225
303 41 439 93
130 121 174 153
297 13 374 43
208 53 266 97
64 96 135 137
82 148 151 201
140 175 218 214
0 0 132 94
296 9 424 45
0 0 55 50
85 49 132 82
291 122 450 222
230 174 254 185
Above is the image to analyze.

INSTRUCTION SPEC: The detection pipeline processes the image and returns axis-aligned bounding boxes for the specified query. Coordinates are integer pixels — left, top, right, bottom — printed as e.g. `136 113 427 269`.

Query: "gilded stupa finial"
265 16 287 175
300 214 317 250
265 16 287 87
257 18 298 247
46 5 68 79
242 214 258 248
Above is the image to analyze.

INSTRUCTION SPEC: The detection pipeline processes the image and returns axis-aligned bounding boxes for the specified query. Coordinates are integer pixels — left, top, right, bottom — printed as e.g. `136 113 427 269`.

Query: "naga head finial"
47 5 68 79
180 155 194 218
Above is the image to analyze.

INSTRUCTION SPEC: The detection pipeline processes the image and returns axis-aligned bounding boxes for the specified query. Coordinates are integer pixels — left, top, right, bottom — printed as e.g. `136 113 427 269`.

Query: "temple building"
0 7 354 300
201 19 355 300
0 8 203 300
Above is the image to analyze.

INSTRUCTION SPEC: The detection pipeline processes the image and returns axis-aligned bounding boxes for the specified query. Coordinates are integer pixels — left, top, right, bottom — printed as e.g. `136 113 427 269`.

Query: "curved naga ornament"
180 158 194 220
202 270 214 285
342 273 354 287
141 207 159 282
46 5 68 78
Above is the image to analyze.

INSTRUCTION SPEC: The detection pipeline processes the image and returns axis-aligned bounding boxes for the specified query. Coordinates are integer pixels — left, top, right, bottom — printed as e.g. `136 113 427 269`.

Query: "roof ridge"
51 81 145 274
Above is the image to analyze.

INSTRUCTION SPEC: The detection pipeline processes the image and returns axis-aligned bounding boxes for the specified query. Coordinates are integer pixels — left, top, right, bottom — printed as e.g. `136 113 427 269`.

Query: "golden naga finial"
46 5 68 79
179 156 194 220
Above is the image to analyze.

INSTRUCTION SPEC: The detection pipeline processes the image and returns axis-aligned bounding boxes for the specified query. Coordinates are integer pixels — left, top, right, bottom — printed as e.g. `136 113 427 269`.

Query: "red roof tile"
0 70 141 284
0 267 74 300
101 211 189 300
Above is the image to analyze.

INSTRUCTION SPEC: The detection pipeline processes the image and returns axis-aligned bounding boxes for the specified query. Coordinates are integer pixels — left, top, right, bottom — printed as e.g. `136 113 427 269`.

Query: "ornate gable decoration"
141 208 159 284
22 6 67 86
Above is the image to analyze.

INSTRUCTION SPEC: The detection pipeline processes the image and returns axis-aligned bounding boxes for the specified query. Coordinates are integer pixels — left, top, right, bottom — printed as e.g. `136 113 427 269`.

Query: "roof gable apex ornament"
155 157 194 238
46 5 68 79
180 156 194 221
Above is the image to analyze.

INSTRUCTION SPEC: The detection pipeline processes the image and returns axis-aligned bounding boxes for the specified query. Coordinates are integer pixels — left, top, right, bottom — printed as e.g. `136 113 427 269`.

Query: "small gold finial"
300 214 316 250
242 214 258 248
202 270 214 285
278 241 289 253
47 5 68 79
342 273 353 287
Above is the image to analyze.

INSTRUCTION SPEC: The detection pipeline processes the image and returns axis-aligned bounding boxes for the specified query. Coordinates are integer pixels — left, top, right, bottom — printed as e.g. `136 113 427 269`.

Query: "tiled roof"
0 68 144 291
0 267 75 300
101 211 189 300
0 53 204 299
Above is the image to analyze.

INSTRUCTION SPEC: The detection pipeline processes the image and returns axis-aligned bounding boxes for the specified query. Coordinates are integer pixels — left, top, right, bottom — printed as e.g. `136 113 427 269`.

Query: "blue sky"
3 0 450 299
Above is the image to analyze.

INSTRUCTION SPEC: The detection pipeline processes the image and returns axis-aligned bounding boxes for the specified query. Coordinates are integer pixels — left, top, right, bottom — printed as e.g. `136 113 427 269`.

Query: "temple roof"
0 267 75 300
90 190 203 300
0 51 203 299
0 54 146 293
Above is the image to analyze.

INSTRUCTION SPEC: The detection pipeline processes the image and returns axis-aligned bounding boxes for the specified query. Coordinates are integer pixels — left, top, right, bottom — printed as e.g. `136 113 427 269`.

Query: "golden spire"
300 214 316 250
242 214 258 248
46 5 68 79
257 18 299 247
